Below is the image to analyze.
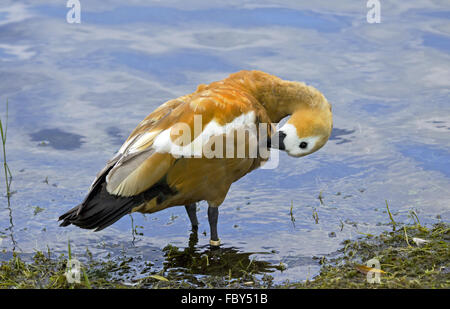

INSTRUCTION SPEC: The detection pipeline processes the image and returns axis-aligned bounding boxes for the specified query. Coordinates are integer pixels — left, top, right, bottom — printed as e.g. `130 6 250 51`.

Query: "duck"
59 70 333 246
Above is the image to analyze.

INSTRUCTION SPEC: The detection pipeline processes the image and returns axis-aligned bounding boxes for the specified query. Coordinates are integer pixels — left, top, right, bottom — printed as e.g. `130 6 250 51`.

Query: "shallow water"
0 1 449 284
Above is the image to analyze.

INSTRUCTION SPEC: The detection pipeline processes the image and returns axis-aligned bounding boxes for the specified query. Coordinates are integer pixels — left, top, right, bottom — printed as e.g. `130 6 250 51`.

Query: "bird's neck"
226 70 327 123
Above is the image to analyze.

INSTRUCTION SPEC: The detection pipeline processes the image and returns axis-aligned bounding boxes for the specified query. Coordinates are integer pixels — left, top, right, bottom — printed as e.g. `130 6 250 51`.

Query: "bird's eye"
299 142 308 149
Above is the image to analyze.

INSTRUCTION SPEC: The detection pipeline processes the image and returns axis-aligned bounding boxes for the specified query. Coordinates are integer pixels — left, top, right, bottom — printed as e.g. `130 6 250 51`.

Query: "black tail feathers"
59 175 175 231
58 182 138 231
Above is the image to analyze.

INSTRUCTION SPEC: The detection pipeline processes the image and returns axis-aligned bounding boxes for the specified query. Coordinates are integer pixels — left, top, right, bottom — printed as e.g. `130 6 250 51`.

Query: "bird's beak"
270 131 286 150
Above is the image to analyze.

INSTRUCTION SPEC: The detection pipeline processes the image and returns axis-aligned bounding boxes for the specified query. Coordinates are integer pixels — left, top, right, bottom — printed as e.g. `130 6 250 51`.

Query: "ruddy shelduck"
59 70 333 246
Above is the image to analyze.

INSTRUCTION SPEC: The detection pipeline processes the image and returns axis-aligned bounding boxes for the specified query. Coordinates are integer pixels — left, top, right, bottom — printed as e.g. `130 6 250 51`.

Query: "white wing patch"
153 111 256 157
119 130 161 155
104 111 257 196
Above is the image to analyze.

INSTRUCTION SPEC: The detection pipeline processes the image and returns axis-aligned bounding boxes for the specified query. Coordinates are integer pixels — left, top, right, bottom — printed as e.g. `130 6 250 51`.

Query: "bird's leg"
208 206 220 246
188 228 199 248
184 203 198 232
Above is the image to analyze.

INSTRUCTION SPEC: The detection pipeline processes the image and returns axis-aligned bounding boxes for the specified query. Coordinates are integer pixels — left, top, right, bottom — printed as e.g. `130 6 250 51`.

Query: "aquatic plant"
0 99 17 251
0 99 12 201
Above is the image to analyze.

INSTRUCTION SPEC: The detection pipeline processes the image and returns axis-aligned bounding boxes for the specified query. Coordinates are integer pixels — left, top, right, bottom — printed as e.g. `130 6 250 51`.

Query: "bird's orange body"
60 70 332 245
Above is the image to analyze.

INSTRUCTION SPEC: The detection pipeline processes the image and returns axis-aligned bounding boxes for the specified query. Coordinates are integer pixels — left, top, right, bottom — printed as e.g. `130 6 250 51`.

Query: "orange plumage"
59 70 332 245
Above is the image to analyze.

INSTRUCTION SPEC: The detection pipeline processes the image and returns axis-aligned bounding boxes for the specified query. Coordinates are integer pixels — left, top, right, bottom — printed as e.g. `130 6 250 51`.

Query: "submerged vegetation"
288 200 449 288
0 219 448 288
0 243 281 288
292 222 449 289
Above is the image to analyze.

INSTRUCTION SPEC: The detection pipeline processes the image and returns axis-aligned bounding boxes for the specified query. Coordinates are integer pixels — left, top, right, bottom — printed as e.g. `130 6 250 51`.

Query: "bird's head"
225 70 333 157
272 99 333 158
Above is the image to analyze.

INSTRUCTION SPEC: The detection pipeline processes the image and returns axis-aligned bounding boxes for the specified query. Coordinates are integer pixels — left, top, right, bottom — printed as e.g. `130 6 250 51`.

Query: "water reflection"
160 231 284 286
398 143 450 178
329 127 355 145
30 128 84 150
34 6 350 32
110 49 238 84
0 0 449 285
422 33 450 52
